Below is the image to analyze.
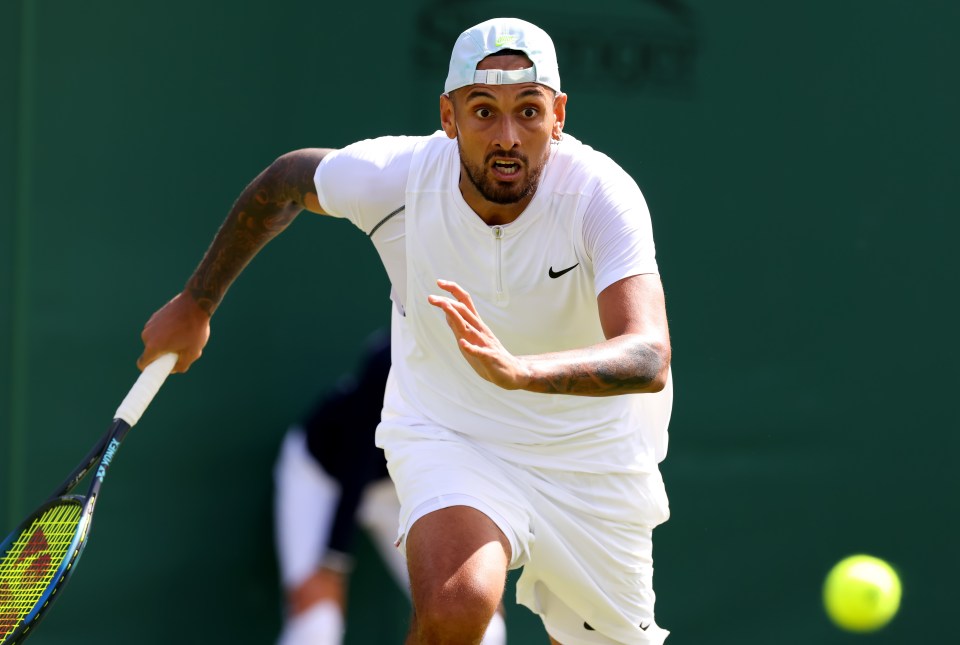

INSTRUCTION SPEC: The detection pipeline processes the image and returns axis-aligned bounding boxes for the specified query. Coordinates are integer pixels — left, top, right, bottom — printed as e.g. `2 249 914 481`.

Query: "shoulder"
319 134 430 177
317 132 454 189
553 135 654 259
549 134 637 193
315 133 444 223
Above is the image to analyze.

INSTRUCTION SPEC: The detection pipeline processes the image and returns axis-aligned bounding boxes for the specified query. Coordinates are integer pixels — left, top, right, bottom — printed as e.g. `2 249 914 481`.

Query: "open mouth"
492 160 521 177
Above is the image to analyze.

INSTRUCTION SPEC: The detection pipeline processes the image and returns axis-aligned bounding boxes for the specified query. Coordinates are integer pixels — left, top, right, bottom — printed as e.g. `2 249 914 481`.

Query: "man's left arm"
428 273 671 396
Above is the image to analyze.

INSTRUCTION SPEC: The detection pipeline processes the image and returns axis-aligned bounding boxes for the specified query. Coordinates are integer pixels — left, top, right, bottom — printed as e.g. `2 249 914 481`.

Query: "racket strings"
0 504 83 640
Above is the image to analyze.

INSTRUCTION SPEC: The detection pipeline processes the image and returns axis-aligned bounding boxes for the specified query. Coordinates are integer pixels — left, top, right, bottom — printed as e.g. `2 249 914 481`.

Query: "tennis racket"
0 353 177 644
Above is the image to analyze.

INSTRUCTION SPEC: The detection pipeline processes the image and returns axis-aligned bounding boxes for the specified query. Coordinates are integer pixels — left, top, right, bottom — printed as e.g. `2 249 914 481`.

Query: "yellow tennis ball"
823 554 902 632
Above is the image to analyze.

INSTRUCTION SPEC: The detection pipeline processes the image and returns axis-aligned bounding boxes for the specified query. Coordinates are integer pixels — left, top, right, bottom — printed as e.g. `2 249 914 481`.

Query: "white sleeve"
582 160 659 296
313 135 420 234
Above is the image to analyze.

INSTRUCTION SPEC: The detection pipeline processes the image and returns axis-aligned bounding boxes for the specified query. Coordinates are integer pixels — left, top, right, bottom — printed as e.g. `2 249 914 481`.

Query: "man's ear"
552 92 568 140
440 93 458 139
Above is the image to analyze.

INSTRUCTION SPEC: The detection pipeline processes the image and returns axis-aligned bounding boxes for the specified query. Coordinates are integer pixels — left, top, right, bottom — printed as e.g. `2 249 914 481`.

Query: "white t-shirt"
315 131 671 472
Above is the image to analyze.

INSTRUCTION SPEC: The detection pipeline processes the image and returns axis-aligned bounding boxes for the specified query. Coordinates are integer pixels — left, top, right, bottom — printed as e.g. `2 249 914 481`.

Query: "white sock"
274 427 341 588
276 601 345 645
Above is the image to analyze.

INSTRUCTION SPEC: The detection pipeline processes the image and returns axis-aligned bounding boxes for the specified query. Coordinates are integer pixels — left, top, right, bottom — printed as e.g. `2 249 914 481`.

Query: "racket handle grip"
114 353 178 426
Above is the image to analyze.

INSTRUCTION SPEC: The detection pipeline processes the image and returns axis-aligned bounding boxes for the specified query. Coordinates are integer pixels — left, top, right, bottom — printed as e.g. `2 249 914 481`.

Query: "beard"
457 139 549 205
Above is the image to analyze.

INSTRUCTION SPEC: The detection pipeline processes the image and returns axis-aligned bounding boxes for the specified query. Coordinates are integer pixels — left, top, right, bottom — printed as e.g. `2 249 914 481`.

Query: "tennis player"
139 17 674 645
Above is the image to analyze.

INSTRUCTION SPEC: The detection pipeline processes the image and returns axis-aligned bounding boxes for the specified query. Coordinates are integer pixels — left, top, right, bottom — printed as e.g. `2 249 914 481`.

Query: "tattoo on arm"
530 336 669 396
186 149 329 315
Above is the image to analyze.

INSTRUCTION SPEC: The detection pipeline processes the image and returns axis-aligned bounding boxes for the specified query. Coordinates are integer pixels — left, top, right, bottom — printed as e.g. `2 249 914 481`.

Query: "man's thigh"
405 505 511 600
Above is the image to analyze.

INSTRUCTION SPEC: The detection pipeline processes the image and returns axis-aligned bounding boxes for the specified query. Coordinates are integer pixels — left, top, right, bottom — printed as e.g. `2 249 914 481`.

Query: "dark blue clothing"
302 332 391 554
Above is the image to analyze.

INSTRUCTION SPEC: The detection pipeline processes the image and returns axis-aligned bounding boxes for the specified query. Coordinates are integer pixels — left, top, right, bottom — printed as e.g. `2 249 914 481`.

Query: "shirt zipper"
492 225 504 302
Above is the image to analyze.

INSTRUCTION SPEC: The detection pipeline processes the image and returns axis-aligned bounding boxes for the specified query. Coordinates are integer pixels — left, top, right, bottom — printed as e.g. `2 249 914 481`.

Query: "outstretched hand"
427 279 531 391
137 291 211 373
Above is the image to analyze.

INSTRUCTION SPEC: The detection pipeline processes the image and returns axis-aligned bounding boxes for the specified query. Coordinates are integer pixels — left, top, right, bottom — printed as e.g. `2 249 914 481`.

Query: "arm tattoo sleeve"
186 149 325 315
530 336 669 396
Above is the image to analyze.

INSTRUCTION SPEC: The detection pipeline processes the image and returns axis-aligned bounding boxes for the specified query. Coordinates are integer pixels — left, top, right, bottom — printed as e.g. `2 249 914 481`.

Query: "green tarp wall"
2 1 957 643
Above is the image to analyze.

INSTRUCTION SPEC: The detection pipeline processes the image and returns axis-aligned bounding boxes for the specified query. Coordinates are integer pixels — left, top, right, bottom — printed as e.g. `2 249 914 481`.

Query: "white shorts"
377 421 670 645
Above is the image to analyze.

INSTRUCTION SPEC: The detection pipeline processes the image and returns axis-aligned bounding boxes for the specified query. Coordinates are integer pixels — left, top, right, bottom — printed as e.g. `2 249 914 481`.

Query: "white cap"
444 18 561 94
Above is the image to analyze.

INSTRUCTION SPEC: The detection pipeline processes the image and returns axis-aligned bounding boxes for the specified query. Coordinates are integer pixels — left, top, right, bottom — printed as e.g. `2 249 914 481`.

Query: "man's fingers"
430 288 485 331
437 279 478 312
138 345 197 374
138 291 211 373
172 354 194 373
430 296 470 334
430 295 485 339
458 337 489 357
428 294 462 318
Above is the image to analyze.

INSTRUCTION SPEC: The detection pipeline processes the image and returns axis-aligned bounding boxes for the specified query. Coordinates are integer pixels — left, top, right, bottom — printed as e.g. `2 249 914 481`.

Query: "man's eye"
521 108 538 118
475 108 493 118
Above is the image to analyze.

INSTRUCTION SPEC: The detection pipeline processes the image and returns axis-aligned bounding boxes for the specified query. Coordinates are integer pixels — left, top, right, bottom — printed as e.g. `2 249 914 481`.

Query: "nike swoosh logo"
583 621 651 631
548 262 579 279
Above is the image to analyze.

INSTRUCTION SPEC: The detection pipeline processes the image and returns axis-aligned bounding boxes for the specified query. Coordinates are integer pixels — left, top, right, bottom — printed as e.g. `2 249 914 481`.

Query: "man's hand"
428 274 670 396
427 279 531 390
138 291 211 373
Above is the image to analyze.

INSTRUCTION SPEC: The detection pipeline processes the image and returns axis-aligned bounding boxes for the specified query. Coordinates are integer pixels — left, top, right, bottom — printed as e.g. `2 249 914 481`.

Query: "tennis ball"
823 554 901 632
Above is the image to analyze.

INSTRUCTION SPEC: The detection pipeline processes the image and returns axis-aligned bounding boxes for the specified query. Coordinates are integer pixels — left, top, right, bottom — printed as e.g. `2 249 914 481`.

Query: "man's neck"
457 176 535 226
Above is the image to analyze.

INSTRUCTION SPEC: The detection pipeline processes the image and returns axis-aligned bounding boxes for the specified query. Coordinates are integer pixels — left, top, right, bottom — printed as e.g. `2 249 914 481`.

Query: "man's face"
441 54 566 211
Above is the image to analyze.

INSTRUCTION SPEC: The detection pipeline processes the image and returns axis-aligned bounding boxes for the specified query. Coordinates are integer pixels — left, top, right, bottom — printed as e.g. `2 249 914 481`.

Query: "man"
139 17 674 645
274 331 506 645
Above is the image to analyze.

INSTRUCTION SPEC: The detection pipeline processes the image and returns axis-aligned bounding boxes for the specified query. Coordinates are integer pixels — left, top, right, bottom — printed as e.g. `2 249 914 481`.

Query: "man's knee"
414 579 500 640
405 506 510 642
414 574 503 644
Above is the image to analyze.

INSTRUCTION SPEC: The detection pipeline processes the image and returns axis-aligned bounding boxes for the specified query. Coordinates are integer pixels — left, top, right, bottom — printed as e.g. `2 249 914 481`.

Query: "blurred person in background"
274 331 506 645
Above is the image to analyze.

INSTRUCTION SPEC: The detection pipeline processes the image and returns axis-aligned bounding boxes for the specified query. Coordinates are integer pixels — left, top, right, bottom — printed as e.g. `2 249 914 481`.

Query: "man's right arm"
138 148 333 372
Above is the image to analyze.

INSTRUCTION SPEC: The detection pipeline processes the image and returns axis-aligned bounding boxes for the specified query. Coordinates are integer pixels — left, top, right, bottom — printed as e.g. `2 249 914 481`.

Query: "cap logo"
495 34 518 48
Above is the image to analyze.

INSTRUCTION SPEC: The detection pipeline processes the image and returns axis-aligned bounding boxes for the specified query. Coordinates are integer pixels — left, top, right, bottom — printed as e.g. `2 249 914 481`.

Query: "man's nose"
493 116 520 149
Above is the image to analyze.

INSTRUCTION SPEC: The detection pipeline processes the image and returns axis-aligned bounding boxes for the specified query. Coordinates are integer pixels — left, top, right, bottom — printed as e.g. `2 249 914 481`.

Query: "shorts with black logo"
379 421 670 645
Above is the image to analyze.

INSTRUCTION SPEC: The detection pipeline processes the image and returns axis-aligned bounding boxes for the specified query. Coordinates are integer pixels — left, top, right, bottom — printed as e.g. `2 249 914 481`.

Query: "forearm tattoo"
534 337 668 396
186 150 323 314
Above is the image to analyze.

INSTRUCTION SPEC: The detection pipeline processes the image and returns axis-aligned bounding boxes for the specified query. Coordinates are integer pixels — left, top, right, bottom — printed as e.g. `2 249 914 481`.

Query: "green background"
2 0 957 643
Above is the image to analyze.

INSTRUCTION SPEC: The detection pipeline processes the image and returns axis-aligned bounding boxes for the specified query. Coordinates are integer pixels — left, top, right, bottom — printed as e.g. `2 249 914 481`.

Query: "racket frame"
1 418 131 644
1 353 172 645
